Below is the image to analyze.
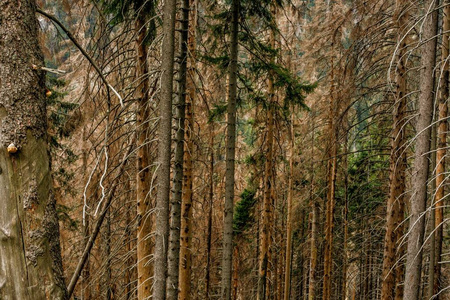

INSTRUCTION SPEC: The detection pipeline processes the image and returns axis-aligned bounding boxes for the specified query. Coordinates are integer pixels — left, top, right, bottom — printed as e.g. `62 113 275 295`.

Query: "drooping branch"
36 8 123 107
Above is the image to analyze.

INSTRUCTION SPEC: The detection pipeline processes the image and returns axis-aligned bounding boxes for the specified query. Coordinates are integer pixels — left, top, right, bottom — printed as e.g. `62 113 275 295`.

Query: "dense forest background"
0 0 449 299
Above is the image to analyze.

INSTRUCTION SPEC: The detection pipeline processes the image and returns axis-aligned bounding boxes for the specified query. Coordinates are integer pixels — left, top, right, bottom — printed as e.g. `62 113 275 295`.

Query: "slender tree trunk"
432 4 449 298
82 123 91 300
205 124 214 300
257 67 275 300
308 113 317 300
428 115 437 299
221 0 240 298
105 210 112 299
381 1 409 299
233 246 239 299
284 110 295 300
166 0 190 298
403 0 438 299
0 1 67 299
342 136 349 300
178 4 197 299
179 63 194 300
258 7 276 299
153 0 177 298
135 13 153 300
83 215 91 299
125 181 134 300
322 34 337 300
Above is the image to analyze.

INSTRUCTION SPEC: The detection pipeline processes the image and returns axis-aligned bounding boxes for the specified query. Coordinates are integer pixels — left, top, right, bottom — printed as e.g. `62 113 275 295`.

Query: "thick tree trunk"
221 0 240 298
381 1 409 299
135 13 153 300
0 0 67 298
403 0 438 299
153 0 177 298
166 0 190 298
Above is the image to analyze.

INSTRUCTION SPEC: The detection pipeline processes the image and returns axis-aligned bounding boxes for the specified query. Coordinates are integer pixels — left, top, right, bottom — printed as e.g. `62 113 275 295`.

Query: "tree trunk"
322 35 337 300
342 136 349 300
166 0 190 298
82 124 91 300
432 4 449 298
381 1 409 299
257 6 276 299
221 0 240 298
0 0 67 298
205 123 214 300
308 113 317 300
135 13 153 300
283 110 295 300
257 64 275 300
104 210 112 299
178 4 197 299
179 59 195 300
153 0 177 297
403 0 438 299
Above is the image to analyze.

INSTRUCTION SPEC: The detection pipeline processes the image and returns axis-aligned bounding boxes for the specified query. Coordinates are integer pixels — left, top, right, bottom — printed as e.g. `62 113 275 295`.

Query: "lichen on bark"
0 0 67 298
0 0 47 150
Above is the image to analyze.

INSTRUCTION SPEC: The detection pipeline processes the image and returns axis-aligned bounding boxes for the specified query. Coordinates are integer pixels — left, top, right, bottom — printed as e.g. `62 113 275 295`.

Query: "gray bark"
403 1 438 299
153 0 177 298
221 0 240 299
0 0 67 298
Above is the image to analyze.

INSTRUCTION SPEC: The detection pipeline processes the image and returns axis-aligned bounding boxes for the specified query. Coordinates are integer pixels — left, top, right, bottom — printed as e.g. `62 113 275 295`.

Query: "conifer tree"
403 1 438 298
0 0 67 298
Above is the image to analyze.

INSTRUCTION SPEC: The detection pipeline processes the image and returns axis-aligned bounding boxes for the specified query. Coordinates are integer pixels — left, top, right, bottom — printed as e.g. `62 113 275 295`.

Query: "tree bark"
135 12 153 300
154 0 177 298
283 109 295 300
0 0 67 298
322 34 337 300
432 4 449 298
166 0 190 298
178 4 197 299
221 0 240 298
258 6 276 299
403 0 438 299
205 123 214 300
308 113 317 300
381 1 409 299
